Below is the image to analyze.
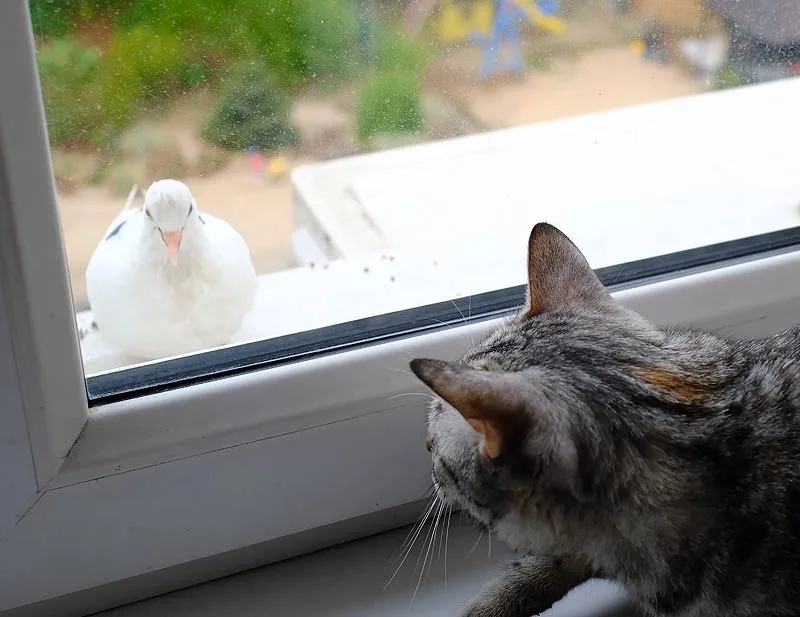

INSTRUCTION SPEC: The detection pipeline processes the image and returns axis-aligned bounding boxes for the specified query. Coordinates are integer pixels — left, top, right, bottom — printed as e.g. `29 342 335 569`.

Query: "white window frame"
4 1 800 614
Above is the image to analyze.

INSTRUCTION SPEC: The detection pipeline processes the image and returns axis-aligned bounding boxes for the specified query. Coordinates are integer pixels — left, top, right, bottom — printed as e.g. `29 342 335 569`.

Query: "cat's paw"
458 599 530 617
458 605 496 617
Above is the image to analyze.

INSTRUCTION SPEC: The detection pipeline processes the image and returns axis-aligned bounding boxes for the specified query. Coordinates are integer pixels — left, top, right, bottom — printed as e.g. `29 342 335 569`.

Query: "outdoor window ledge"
292 76 800 265
77 251 500 376
80 77 800 375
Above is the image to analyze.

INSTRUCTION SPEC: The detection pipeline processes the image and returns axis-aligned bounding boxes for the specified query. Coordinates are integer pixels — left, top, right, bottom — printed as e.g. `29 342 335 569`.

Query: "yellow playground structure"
437 0 566 43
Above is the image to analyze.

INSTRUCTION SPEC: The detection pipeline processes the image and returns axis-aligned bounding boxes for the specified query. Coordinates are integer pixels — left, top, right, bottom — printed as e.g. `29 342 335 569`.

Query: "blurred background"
29 0 800 309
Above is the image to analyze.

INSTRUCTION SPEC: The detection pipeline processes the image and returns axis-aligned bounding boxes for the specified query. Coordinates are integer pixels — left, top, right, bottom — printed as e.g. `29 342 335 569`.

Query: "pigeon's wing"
99 185 143 241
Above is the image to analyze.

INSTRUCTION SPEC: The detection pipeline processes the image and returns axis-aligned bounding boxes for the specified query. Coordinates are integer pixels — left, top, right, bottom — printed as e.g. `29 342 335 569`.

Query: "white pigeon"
86 179 258 361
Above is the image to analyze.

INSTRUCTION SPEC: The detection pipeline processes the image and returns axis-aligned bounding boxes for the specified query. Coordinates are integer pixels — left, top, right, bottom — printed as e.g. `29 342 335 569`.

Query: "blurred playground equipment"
468 0 565 78
403 0 564 42
438 0 565 42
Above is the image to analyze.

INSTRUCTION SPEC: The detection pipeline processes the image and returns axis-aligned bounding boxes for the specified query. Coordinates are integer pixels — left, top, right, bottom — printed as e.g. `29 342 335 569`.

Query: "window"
21 0 800 400
3 0 800 614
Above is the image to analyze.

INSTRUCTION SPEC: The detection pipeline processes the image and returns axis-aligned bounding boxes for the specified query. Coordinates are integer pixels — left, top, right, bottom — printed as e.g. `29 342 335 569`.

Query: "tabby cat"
410 223 800 617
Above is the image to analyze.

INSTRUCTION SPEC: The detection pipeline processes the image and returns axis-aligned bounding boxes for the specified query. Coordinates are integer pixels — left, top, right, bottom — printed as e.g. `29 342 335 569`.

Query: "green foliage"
111 0 360 87
177 62 209 89
100 26 201 128
202 64 298 151
714 63 744 90
358 27 430 144
37 39 105 147
527 51 553 71
29 0 72 38
32 0 370 153
375 29 431 77
33 0 362 86
29 0 126 38
294 0 361 82
356 72 424 143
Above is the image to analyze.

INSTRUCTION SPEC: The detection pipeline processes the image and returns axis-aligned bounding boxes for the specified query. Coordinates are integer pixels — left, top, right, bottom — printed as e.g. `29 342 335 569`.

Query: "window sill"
0 246 788 614
94 521 638 617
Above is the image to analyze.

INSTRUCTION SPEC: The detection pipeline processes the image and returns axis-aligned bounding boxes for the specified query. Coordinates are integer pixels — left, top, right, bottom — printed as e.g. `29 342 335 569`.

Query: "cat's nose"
425 437 434 453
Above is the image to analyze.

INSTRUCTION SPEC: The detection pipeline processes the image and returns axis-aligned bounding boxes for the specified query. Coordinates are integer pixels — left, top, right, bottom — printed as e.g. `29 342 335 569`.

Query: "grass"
527 50 554 71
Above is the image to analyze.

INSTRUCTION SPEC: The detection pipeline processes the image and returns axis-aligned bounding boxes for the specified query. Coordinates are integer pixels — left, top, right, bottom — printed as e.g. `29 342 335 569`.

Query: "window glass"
29 0 800 386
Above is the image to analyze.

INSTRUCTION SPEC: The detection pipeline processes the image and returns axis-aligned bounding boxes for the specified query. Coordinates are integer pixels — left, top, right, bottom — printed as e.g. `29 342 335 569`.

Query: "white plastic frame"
4 2 800 615
0 1 87 490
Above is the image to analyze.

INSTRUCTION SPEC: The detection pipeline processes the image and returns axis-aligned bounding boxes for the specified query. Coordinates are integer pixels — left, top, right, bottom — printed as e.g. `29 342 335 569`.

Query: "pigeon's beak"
162 231 182 265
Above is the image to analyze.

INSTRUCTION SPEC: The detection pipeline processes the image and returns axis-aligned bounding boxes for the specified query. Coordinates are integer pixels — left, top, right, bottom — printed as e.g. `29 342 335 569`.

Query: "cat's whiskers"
385 496 440 591
609 263 626 287
450 299 476 349
381 367 417 378
410 500 445 607
443 505 453 591
466 529 485 558
394 496 433 558
389 496 436 571
386 391 438 403
426 313 476 354
437 502 448 563
412 501 440 581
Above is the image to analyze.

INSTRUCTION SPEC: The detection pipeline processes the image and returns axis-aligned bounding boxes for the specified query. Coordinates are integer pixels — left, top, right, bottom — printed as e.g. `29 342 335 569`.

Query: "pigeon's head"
143 179 199 265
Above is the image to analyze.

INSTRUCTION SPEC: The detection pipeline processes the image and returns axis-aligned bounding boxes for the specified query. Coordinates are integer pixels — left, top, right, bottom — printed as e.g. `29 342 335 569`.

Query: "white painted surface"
0 0 87 485
4 248 800 614
354 80 800 277
0 405 430 610
96 522 639 617
294 78 800 276
0 265 38 541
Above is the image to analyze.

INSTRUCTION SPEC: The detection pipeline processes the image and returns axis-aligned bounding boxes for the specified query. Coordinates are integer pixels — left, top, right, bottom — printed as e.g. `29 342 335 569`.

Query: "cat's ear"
525 223 611 317
409 358 528 459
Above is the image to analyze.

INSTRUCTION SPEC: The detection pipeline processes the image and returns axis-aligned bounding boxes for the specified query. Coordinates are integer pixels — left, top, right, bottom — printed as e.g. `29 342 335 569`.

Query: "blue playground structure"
470 0 562 79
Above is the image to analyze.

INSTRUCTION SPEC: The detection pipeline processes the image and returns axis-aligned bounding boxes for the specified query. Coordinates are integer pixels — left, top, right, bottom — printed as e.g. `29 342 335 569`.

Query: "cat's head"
410 223 667 528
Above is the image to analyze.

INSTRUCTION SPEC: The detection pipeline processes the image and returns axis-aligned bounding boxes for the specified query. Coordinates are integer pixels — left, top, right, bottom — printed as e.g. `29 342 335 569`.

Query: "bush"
100 26 201 128
202 64 298 151
374 29 431 78
114 0 360 88
32 0 366 152
356 72 424 143
29 0 72 38
714 63 744 90
37 39 105 147
29 0 128 38
293 0 361 82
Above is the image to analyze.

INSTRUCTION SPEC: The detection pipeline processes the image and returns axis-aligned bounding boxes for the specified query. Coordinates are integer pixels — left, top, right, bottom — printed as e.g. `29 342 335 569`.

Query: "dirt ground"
58 43 706 310
465 46 705 127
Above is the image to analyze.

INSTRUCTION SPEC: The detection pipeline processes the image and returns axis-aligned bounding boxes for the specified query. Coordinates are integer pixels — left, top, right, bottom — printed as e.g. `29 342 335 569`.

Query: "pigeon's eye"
187 203 194 217
144 208 153 220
